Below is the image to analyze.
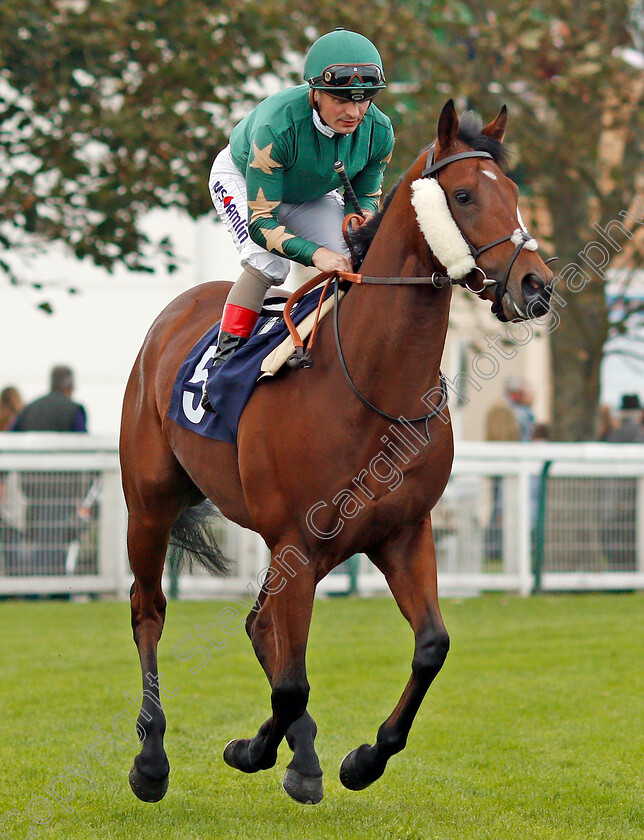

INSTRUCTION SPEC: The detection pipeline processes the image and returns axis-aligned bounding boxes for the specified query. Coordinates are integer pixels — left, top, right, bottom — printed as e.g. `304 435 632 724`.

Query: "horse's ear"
481 105 508 142
436 99 459 155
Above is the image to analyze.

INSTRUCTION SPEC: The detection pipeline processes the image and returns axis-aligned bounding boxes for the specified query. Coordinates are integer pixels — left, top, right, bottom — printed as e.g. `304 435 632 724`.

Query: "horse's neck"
334 211 451 415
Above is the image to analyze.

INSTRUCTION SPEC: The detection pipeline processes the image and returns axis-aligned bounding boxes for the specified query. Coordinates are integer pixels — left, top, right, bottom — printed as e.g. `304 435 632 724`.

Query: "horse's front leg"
244 588 323 804
340 516 450 791
223 543 318 792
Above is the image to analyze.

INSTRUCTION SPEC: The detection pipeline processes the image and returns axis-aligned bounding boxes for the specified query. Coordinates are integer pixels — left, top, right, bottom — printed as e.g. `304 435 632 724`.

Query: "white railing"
1 435 643 598
447 442 644 594
0 434 129 597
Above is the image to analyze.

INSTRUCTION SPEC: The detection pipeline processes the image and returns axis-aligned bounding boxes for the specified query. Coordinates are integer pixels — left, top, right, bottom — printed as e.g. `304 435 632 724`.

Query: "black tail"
169 501 230 577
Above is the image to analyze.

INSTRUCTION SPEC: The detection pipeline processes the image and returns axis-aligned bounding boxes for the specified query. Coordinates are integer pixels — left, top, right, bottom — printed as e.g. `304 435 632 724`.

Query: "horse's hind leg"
121 414 198 801
245 589 323 804
340 517 450 791
126 510 175 802
223 542 321 800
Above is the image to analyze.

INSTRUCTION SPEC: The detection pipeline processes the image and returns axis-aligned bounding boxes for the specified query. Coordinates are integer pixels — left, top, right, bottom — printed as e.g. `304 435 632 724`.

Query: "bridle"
420 146 540 316
339 146 547 317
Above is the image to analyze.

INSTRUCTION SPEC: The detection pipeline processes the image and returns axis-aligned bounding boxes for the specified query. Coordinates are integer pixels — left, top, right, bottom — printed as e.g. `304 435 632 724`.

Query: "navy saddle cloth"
168 284 334 444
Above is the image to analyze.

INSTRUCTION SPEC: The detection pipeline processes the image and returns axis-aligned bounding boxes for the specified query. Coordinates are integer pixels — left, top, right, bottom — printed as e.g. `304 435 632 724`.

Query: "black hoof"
223 739 261 774
339 744 383 791
128 764 169 802
282 768 324 805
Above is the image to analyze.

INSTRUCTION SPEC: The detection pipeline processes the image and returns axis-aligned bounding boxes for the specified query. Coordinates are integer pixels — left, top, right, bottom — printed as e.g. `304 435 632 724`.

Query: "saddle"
167 280 344 444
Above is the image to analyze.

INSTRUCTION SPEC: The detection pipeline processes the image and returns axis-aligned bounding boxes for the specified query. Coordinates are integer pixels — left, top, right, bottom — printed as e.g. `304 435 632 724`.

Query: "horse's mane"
348 110 510 265
348 177 403 264
456 110 510 169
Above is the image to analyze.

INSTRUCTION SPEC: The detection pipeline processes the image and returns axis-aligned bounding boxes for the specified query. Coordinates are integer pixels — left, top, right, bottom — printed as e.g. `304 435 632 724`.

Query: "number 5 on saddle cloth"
168 283 338 444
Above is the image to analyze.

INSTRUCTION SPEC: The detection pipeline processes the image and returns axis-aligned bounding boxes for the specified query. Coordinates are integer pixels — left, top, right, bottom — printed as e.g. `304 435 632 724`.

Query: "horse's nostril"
521 274 547 299
520 273 551 317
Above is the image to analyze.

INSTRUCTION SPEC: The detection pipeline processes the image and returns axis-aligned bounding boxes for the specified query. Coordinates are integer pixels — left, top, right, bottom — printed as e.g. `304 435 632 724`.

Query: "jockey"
202 27 394 409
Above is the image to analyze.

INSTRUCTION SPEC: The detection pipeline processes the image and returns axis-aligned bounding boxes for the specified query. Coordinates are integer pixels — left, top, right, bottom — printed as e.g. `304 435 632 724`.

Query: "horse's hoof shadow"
223 738 261 773
128 764 169 802
339 745 383 791
282 768 324 805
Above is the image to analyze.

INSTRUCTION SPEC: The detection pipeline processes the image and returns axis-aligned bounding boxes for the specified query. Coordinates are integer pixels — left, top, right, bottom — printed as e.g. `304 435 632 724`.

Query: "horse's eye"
454 191 471 205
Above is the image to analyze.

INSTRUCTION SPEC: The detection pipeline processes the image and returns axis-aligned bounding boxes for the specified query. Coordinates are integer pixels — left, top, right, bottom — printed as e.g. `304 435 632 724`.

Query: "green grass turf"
0 593 642 839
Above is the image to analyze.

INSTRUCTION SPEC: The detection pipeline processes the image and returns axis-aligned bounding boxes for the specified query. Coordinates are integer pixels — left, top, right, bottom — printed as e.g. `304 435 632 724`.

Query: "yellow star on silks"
260 224 296 254
249 142 283 175
380 150 394 165
248 188 280 224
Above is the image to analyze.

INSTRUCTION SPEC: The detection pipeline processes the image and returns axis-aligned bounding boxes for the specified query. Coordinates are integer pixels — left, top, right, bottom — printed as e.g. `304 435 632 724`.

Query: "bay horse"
120 100 552 806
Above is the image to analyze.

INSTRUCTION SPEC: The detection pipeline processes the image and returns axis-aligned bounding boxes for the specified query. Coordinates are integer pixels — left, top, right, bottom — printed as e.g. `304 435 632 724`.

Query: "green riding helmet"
303 27 386 101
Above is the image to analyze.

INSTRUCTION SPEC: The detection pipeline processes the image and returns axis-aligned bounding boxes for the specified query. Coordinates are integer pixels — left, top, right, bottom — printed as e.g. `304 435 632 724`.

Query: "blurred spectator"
600 394 643 571
596 404 617 442
0 386 23 431
533 423 550 442
606 394 644 443
484 380 531 561
485 378 535 443
11 366 88 576
0 387 26 573
0 467 27 574
511 379 536 443
12 366 87 432
529 422 551 560
485 395 520 443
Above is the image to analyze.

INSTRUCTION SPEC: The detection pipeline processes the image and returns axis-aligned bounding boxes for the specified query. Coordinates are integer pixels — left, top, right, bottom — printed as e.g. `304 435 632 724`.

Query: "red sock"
220 304 259 338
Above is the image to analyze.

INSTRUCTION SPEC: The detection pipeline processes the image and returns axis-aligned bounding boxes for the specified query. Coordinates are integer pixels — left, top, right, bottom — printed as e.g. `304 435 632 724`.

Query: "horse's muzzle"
520 273 551 318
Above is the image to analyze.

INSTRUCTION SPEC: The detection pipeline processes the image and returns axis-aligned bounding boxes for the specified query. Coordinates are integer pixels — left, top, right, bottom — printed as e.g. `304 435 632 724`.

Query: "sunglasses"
312 63 385 88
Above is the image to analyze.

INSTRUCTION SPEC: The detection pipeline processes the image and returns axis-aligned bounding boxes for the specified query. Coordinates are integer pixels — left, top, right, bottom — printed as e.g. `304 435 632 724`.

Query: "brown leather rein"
281 265 483 365
281 268 449 432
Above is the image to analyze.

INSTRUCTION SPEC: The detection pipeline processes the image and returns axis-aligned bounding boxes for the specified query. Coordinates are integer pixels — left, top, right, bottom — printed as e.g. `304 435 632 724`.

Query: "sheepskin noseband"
411 178 539 281
410 178 476 280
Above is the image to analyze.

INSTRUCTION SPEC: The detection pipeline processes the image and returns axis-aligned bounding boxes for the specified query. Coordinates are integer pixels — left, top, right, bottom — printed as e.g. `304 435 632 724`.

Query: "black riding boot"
201 332 248 411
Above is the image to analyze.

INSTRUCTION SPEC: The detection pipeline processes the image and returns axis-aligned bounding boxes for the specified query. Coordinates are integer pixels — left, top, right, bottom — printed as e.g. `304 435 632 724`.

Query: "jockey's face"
314 90 371 134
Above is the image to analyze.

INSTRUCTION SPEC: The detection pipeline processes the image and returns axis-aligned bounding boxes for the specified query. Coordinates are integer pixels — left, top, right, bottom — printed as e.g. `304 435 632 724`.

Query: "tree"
0 0 303 279
402 0 644 439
